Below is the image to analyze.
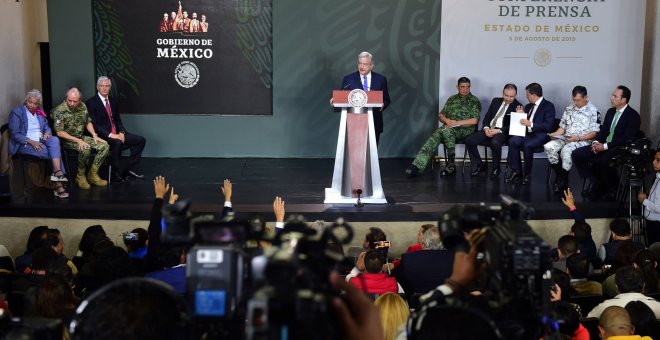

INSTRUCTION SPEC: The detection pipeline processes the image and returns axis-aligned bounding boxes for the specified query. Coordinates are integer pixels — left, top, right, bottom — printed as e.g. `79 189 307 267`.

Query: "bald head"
66 87 82 110
598 306 634 337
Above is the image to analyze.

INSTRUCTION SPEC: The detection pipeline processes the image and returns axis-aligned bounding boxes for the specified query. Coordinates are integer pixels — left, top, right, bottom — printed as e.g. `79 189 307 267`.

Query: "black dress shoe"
489 168 501 179
522 175 531 185
440 165 456 177
470 164 486 176
405 164 419 178
127 170 145 179
505 171 521 183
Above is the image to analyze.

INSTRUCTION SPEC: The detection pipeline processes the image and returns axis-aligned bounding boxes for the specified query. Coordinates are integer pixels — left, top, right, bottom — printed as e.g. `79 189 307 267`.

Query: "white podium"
324 90 387 204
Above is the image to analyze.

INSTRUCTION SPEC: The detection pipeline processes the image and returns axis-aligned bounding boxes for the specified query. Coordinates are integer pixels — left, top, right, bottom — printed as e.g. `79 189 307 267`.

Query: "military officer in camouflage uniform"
544 86 599 193
51 87 109 189
405 77 481 177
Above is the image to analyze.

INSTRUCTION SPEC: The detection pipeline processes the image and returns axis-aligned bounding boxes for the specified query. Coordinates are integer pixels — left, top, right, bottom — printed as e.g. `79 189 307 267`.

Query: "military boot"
440 155 456 176
76 165 90 190
87 164 108 187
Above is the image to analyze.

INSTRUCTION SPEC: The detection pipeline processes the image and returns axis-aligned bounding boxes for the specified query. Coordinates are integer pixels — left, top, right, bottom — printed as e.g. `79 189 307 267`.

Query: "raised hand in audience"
168 187 179 204
153 176 170 199
330 271 383 340
561 188 576 210
221 179 232 203
273 196 285 223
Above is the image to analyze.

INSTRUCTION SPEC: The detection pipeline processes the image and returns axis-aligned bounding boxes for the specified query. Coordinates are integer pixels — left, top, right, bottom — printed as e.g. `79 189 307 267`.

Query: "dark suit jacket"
393 249 453 296
524 98 555 135
595 106 640 148
86 94 127 138
482 97 522 135
341 71 390 134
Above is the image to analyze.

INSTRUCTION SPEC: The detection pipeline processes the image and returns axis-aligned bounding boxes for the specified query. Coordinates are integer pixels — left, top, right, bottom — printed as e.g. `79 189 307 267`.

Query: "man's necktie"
363 76 368 91
606 110 622 143
490 104 508 128
105 98 117 134
527 104 536 119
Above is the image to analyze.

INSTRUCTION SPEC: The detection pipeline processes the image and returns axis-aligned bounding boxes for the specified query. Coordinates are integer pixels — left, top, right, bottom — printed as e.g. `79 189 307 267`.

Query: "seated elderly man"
544 86 599 193
8 89 69 198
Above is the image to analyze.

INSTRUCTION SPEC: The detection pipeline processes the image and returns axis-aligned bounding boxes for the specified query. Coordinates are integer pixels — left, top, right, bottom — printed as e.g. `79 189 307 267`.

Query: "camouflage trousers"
412 126 474 171
543 139 590 171
62 136 110 169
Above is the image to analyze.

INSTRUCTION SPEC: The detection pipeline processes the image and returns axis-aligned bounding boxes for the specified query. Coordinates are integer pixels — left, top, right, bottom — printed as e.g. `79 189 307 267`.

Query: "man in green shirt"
406 77 481 177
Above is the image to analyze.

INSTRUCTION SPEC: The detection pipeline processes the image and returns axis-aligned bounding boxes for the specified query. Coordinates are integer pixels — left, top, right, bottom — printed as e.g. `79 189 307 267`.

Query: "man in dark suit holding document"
465 83 521 179
505 82 556 185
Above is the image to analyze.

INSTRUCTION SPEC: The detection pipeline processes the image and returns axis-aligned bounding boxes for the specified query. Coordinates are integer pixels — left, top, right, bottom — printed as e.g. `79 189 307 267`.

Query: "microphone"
354 189 364 208
342 82 352 90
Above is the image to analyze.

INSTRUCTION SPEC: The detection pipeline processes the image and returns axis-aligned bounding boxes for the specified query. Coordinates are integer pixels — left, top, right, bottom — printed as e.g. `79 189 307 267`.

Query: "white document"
509 112 527 137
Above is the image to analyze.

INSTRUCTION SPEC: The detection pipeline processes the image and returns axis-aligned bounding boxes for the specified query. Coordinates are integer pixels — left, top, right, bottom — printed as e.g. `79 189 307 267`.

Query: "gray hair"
357 51 373 63
96 76 111 85
66 87 82 99
422 227 444 250
24 89 42 103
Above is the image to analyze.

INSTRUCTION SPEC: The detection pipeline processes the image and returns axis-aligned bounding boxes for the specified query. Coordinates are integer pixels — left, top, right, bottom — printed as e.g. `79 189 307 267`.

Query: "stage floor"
0 157 627 221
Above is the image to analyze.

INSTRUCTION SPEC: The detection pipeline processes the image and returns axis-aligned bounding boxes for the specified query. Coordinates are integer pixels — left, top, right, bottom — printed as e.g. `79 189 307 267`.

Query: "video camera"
247 216 353 340
610 137 655 180
437 195 554 339
161 200 266 339
160 200 354 340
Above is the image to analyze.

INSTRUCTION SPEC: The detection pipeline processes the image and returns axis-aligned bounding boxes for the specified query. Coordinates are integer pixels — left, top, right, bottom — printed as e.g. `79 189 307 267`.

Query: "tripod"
616 175 646 244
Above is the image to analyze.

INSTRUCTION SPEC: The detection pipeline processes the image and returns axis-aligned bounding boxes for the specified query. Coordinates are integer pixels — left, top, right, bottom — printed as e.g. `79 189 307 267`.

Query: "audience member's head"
78 225 109 257
598 306 634 338
615 266 644 294
632 249 659 294
552 301 580 338
364 250 386 274
47 258 74 285
566 253 590 279
123 227 148 253
557 235 578 258
24 225 49 255
374 293 410 340
157 246 186 269
93 246 136 288
569 221 592 243
625 301 658 337
69 278 188 340
32 247 58 273
364 227 387 250
417 224 435 245
34 274 76 320
613 242 638 270
422 226 443 250
610 219 631 239
46 228 65 255
551 268 573 300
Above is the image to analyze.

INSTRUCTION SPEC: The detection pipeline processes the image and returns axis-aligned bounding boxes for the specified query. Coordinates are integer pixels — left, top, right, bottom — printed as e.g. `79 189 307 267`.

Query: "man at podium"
341 51 390 144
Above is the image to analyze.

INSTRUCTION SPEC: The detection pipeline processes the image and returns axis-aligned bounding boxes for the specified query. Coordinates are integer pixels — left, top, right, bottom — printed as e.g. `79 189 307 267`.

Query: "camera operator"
572 85 641 200
638 150 660 245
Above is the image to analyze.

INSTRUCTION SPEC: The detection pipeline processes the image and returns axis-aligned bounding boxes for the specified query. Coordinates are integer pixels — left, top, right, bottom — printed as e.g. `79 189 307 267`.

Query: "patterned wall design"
273 0 441 156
